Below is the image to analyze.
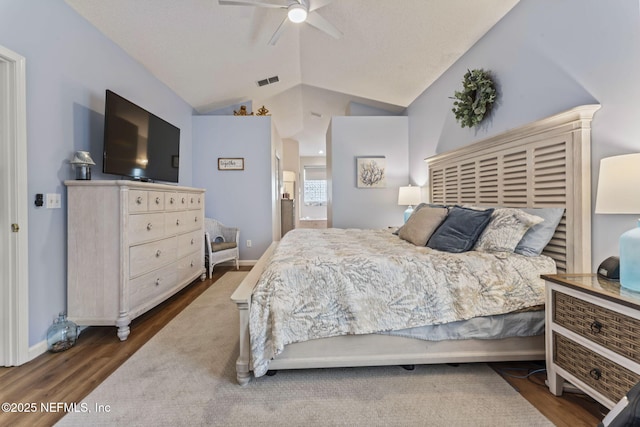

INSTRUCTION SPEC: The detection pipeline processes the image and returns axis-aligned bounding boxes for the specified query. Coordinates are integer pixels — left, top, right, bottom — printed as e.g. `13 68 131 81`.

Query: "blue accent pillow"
514 208 565 256
427 206 494 253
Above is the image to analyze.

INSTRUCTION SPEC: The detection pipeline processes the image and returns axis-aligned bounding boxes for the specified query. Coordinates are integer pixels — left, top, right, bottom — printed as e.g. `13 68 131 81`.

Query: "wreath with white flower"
451 69 497 128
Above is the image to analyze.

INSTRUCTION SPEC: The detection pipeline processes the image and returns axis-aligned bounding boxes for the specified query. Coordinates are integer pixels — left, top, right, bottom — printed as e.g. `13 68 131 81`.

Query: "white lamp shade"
595 153 640 214
398 185 421 206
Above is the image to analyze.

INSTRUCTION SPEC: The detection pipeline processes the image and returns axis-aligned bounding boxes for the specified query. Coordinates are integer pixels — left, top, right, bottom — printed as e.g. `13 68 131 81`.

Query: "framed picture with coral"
356 156 386 188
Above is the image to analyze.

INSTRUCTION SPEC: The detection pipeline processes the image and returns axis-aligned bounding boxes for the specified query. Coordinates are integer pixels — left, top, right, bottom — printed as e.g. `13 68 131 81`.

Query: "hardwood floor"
1 265 607 426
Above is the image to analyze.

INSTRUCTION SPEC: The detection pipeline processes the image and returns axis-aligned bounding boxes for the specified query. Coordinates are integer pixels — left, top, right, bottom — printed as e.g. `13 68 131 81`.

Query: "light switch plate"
46 193 61 209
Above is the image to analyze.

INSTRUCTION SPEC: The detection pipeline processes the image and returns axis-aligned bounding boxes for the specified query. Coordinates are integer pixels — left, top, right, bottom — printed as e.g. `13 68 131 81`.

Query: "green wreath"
451 69 496 128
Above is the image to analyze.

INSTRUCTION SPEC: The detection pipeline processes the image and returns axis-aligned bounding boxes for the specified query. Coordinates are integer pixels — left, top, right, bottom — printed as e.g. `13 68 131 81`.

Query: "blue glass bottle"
46 313 79 352
620 219 640 292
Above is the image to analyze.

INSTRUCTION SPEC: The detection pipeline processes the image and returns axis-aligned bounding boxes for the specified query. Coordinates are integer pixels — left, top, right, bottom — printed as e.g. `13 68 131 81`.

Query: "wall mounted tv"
103 89 180 183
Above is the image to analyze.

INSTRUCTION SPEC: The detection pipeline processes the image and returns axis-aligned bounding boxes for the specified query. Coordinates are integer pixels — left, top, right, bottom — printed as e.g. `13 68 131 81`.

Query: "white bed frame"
231 105 600 385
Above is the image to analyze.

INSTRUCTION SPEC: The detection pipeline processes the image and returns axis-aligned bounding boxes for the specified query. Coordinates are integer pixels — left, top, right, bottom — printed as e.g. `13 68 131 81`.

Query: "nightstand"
543 274 640 408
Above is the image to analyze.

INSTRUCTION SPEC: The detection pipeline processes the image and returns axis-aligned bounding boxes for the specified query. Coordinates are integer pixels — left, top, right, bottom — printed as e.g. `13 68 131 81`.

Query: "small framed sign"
218 158 244 171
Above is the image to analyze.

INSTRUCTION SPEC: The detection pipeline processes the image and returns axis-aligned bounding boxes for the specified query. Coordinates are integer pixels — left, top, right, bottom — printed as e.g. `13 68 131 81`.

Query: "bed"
231 105 600 385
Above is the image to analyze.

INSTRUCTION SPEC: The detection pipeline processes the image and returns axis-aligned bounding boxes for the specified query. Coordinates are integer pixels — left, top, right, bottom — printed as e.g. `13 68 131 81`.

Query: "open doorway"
0 44 29 366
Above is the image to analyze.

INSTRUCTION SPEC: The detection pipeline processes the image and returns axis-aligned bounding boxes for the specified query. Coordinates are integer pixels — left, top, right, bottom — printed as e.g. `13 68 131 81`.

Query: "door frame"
0 44 29 366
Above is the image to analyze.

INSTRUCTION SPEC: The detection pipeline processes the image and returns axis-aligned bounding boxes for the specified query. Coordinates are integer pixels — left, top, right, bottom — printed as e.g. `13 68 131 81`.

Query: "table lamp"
398 185 421 223
70 151 96 180
595 153 640 291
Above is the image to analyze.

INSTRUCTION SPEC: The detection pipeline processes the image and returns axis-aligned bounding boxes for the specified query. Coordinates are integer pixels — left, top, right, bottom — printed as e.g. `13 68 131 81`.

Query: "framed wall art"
356 156 386 188
218 158 244 171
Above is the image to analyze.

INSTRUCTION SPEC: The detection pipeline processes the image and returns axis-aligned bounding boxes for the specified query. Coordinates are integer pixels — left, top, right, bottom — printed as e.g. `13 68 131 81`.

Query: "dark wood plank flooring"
0 266 607 426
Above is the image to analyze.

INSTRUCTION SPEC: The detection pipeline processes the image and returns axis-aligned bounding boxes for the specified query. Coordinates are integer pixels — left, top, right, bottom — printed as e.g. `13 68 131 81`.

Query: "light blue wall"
192 116 273 260
0 0 195 346
407 0 640 270
330 116 409 228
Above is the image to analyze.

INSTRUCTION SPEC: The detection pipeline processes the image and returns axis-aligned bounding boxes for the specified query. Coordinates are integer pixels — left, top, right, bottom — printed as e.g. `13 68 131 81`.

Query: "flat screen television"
103 89 180 183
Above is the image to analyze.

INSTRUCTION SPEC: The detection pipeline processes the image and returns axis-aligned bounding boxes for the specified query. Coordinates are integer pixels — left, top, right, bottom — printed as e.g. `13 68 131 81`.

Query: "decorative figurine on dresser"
65 180 206 340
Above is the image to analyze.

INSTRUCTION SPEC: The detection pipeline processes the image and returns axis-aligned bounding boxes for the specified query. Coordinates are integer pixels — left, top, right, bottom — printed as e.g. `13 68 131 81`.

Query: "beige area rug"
57 271 552 427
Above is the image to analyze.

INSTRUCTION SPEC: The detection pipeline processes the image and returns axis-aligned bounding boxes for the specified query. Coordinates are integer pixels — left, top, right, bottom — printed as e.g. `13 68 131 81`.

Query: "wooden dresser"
543 274 640 408
66 180 205 340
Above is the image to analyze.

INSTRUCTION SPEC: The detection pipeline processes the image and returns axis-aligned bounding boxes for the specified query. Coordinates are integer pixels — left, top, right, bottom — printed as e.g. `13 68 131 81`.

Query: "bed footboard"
230 242 277 386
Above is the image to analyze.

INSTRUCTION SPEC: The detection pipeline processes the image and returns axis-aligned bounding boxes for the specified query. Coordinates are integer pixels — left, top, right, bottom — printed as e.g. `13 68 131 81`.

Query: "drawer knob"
147 223 153 231
182 197 186 204
589 368 601 381
590 320 603 334
155 250 162 258
155 278 161 286
190 261 194 267
170 197 175 204
136 196 143 204
191 238 194 245
194 216 198 222
176 219 180 226
155 197 161 204
190 197 194 203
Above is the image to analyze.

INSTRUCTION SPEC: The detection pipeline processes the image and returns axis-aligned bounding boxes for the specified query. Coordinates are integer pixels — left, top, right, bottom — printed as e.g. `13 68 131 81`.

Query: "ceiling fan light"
287 4 307 23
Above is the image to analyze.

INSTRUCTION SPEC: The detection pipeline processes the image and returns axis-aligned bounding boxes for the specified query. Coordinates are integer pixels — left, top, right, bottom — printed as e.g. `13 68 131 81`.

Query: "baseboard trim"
28 339 48 362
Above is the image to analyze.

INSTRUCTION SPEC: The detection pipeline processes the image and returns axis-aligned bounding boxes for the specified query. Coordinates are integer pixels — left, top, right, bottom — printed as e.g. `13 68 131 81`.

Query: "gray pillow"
474 208 544 253
427 206 494 253
398 206 448 246
514 208 565 256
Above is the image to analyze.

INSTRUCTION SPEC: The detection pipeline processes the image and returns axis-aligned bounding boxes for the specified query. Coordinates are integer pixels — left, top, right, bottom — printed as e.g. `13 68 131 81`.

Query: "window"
303 166 327 206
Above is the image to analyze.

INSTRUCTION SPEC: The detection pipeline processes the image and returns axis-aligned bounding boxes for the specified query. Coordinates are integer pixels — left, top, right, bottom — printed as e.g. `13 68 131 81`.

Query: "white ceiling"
64 0 519 156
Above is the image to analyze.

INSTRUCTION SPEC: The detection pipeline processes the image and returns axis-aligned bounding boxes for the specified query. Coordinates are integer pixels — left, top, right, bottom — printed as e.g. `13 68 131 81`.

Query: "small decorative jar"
46 313 79 353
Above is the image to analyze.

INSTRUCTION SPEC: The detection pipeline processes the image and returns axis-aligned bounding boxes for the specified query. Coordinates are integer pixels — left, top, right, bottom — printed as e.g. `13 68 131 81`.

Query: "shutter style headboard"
426 105 600 274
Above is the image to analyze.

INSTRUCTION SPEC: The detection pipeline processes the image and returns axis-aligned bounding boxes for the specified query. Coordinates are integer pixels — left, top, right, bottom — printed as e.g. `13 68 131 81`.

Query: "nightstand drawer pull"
155 250 162 258
590 320 602 334
589 368 601 381
146 223 153 231
136 196 143 204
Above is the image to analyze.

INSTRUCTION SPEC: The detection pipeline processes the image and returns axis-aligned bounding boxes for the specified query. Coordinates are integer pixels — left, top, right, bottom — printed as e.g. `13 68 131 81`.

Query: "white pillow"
474 208 543 253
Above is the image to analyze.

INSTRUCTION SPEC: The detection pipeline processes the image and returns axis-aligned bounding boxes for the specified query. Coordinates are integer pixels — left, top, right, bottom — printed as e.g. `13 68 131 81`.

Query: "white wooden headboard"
425 105 600 274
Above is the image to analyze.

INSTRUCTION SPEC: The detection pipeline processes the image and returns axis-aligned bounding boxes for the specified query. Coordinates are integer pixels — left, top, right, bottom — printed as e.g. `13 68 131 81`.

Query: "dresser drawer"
129 263 179 310
553 290 640 364
128 213 166 245
188 193 203 210
129 237 177 278
148 191 165 211
184 209 203 232
553 333 640 403
177 253 203 283
176 193 190 210
165 192 179 211
129 190 148 212
178 229 203 258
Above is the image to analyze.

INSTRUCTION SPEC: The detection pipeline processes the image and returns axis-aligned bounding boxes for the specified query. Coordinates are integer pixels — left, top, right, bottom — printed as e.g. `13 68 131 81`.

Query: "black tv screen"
103 90 180 183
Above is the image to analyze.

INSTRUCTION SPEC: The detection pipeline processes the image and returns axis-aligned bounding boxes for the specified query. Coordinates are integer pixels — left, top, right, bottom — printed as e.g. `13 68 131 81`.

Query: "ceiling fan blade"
218 0 286 9
305 11 342 39
308 0 333 12
268 16 290 45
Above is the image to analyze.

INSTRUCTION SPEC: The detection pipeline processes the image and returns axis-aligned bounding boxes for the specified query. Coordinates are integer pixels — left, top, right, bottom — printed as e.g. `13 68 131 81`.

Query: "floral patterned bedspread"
249 228 556 377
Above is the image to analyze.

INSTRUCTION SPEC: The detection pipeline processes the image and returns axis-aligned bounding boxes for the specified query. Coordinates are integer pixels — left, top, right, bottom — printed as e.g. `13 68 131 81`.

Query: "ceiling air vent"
257 75 279 87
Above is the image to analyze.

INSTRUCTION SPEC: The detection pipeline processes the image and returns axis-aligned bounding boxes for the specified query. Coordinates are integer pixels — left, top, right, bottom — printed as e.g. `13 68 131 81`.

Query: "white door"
0 45 29 366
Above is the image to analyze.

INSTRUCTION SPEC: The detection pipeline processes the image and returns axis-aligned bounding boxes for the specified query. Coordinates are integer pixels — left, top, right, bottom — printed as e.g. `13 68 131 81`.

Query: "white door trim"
0 44 29 366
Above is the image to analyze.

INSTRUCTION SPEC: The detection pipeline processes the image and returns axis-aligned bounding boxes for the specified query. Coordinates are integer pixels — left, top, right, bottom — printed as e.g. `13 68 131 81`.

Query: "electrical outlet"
246 240 252 248
46 193 61 209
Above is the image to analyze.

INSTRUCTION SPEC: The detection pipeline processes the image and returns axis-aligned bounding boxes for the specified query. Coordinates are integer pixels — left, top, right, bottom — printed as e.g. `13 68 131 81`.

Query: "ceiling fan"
218 0 342 45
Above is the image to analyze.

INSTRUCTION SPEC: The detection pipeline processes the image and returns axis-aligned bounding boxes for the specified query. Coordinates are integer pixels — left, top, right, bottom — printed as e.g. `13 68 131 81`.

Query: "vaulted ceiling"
65 0 519 156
